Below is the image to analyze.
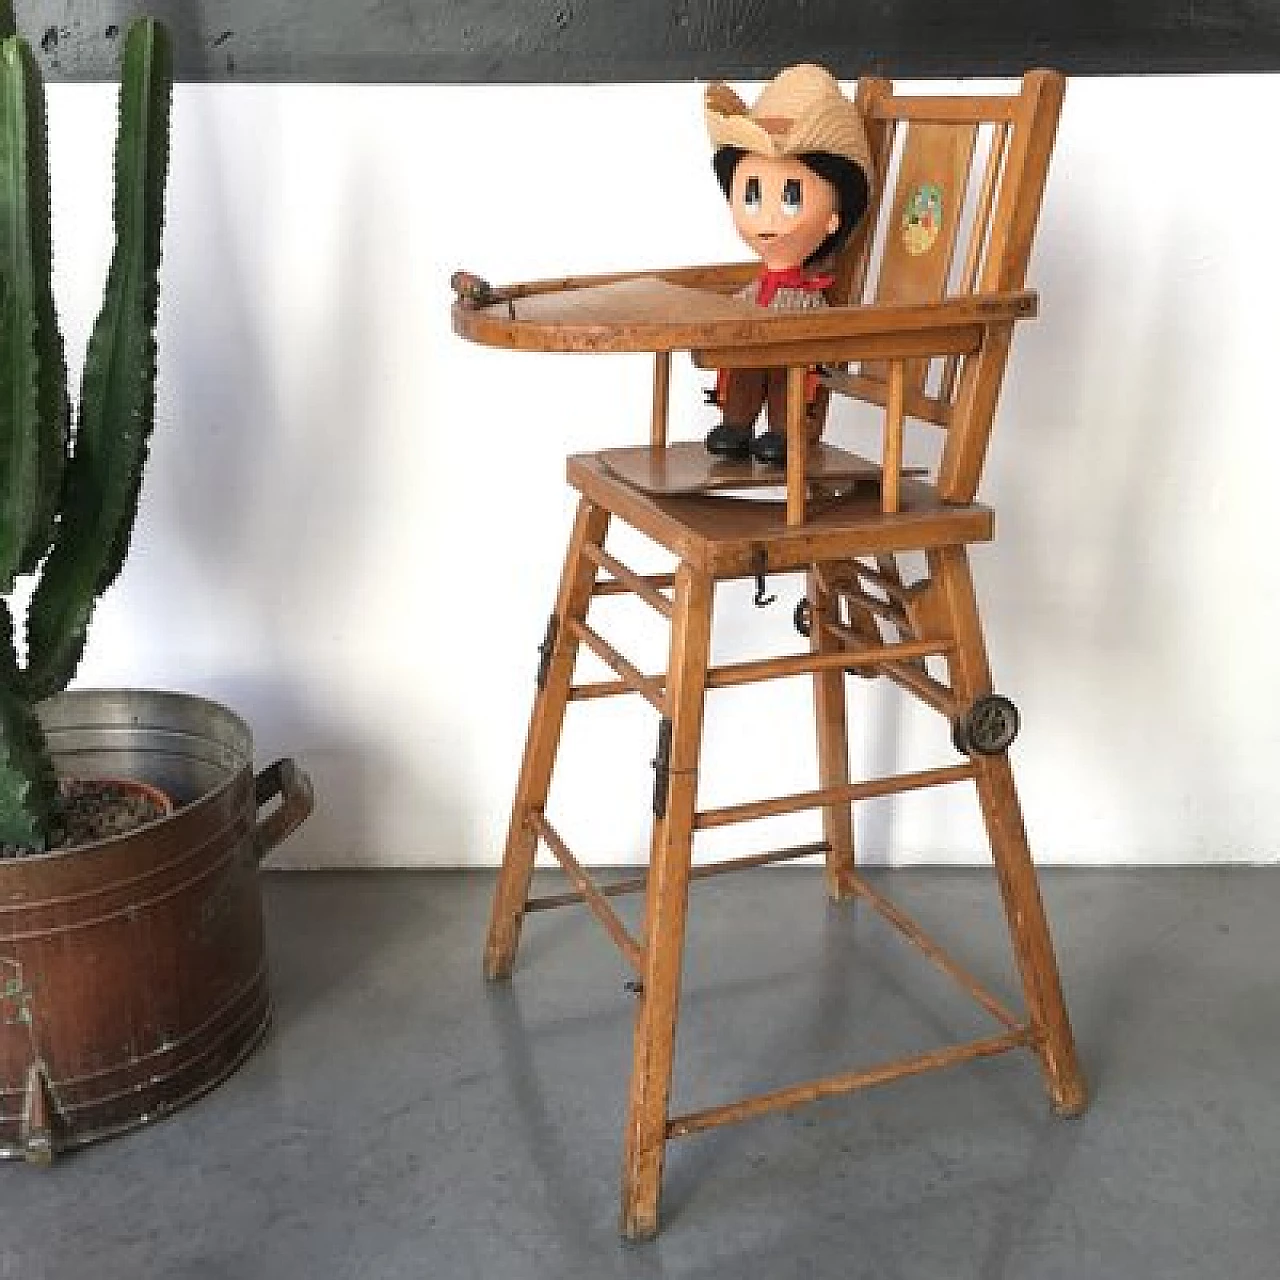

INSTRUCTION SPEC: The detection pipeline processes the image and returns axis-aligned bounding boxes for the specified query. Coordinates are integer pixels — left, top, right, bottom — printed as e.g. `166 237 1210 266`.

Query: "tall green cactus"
0 15 172 848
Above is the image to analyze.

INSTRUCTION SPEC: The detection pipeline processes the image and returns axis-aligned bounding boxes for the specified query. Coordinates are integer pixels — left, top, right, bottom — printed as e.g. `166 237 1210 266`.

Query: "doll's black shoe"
705 423 753 458
751 431 787 466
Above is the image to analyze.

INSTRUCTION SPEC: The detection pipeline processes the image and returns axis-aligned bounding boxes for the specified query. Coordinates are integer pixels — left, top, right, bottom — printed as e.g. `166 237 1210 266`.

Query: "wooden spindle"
650 351 671 449
940 120 1010 404
785 365 808 526
883 360 906 513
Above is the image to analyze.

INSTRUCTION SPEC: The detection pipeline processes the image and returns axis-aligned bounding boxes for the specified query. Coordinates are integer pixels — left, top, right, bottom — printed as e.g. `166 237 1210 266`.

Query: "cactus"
0 15 172 848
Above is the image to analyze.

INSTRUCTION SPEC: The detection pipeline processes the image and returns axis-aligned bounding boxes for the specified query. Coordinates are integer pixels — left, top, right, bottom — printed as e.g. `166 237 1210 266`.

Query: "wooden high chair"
453 69 1086 1239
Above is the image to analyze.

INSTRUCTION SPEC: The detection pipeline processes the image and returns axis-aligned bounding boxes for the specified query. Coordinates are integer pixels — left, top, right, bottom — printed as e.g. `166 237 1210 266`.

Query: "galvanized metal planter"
0 689 312 1162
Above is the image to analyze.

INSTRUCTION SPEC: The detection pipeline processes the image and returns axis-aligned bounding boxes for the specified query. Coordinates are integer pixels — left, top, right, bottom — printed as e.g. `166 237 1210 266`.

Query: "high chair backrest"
828 71 1065 504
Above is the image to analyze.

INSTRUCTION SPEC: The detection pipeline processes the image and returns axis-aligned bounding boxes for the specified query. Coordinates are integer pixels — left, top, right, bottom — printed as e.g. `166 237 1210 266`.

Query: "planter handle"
254 759 314 861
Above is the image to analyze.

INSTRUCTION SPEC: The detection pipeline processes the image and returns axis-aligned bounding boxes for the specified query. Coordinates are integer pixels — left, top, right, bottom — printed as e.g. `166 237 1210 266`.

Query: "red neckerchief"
756 266 835 307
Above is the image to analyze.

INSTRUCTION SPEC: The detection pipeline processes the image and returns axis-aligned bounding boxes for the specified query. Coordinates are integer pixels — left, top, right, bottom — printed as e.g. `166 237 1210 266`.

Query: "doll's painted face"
729 153 840 272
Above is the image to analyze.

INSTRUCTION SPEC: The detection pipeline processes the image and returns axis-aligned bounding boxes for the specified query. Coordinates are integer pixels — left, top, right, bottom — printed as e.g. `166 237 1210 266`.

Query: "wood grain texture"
928 544 1088 1115
809 566 856 899
454 280 1035 356
650 353 671 450
784 365 808 526
26 2 1280 81
621 564 714 1240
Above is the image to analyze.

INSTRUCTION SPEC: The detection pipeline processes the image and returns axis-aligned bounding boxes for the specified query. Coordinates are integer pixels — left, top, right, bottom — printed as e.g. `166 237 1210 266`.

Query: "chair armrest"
691 291 1037 369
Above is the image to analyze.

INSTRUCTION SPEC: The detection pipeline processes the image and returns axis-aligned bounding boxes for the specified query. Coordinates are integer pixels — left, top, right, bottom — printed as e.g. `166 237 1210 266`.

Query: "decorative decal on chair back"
857 121 977 398
876 122 976 307
902 182 944 255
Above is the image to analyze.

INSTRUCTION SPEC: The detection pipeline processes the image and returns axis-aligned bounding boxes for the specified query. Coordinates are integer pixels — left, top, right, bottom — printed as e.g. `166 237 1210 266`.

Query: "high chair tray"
451 270 1035 357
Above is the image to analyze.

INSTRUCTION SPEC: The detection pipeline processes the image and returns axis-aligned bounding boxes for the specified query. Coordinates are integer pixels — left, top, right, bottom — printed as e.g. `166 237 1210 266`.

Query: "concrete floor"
2 867 1278 1279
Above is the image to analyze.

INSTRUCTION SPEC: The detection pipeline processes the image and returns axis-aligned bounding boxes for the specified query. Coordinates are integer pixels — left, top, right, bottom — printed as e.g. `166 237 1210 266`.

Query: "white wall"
41 75 1280 867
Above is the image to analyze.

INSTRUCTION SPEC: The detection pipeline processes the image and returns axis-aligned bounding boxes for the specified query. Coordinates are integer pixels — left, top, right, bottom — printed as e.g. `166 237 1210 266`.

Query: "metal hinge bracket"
536 613 559 690
651 717 673 818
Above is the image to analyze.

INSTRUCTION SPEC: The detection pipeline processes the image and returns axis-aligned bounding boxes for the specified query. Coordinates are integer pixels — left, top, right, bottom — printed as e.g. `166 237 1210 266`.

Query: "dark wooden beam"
20 1 1280 81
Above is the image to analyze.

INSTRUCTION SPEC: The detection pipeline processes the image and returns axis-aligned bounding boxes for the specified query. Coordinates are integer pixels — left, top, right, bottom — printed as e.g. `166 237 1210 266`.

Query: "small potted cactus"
0 4 172 852
0 8 313 1161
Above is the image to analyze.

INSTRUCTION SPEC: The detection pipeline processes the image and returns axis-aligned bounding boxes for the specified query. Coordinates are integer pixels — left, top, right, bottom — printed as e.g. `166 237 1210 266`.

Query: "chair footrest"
525 839 832 912
695 763 976 830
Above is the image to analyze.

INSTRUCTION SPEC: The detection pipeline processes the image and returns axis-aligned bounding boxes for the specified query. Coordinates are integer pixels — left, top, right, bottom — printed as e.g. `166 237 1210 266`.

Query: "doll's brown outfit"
706 267 831 464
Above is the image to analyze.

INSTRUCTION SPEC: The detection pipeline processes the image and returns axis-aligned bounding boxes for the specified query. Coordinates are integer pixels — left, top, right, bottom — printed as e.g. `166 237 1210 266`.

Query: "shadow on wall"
203 669 464 870
160 85 274 590
989 173 1237 861
816 133 1237 865
156 91 467 866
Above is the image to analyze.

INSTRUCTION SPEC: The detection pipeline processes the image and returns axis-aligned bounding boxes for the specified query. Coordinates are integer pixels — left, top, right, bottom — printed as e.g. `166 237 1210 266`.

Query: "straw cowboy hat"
704 63 872 176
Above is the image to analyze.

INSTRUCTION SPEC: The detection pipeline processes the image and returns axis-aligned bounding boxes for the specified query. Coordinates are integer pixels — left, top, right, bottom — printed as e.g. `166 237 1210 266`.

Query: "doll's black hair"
713 145 871 268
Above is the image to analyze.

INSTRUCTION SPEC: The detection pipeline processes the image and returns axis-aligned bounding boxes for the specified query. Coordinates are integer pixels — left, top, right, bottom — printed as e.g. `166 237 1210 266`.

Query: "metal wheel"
793 597 812 638
953 694 1020 756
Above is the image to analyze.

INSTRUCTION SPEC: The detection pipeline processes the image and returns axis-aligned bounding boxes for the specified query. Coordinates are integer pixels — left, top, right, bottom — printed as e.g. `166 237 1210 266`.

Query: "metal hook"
751 548 776 608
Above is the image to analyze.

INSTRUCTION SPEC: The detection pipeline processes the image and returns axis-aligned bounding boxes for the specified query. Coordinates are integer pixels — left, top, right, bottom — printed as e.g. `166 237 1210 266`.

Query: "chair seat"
568 447 994 577
598 440 919 496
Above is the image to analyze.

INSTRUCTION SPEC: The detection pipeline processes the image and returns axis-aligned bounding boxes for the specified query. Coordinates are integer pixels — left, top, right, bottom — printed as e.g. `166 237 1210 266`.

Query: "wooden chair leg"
809 566 856 899
620 564 714 1240
484 498 611 981
930 546 1088 1115
971 751 1087 1113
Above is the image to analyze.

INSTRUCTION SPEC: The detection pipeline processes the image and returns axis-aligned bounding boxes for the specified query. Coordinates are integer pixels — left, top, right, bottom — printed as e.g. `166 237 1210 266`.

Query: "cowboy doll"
703 65 874 465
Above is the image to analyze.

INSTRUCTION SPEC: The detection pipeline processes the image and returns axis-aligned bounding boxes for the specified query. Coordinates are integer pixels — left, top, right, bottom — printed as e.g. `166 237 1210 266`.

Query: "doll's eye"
743 176 761 213
782 179 803 216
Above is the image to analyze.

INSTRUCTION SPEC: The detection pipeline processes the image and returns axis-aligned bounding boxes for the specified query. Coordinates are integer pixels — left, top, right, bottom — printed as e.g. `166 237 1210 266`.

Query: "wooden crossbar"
566 619 668 714
569 677 660 702
528 812 644 973
695 763 976 831
825 583 909 629
876 656 957 719
845 871 1022 1030
593 572 677 597
665 1027 1033 1139
836 560 913 605
570 638 950 703
525 840 831 912
878 95 1018 124
596 565 921 601
705 639 949 689
584 544 674 619
820 619 958 719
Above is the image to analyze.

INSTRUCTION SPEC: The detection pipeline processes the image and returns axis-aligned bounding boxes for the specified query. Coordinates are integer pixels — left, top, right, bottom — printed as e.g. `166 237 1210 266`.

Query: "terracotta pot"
0 689 313 1162
54 776 176 841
